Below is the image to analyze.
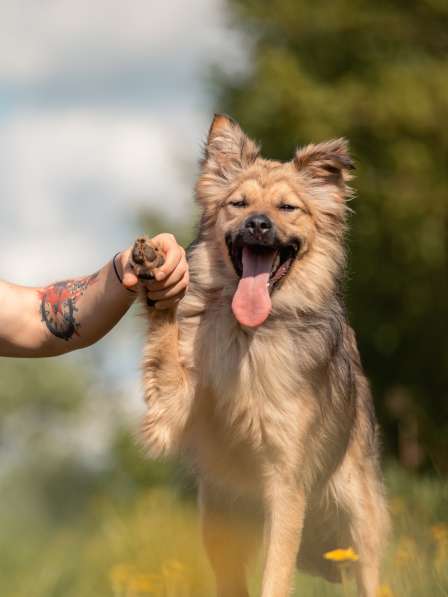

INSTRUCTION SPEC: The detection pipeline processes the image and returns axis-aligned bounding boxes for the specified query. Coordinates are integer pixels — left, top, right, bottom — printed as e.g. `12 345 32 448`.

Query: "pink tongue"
232 247 274 328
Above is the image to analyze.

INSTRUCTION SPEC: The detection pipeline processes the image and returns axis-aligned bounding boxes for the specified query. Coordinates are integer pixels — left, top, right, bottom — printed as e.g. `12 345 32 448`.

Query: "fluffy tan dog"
130 115 390 597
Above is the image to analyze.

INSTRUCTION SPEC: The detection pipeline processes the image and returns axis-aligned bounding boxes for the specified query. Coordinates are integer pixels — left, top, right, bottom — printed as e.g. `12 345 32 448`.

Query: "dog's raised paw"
130 236 165 280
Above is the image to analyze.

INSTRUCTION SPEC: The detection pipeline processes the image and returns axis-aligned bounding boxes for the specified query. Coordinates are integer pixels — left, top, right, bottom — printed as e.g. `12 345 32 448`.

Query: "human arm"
0 234 188 357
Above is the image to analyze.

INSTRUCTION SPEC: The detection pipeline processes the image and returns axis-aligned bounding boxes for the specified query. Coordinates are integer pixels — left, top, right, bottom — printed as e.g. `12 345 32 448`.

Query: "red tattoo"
38 273 99 340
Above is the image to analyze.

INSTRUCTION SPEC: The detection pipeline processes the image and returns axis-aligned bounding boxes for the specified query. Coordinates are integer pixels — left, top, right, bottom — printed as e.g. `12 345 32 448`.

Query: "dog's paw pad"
130 236 165 280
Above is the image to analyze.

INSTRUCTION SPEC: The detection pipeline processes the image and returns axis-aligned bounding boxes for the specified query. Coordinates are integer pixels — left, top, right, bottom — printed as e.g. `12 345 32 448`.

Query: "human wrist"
119 248 131 277
113 249 137 293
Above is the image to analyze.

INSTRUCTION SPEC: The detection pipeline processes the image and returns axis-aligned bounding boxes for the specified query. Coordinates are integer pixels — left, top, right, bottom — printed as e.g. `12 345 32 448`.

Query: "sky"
0 0 249 417
0 0 247 285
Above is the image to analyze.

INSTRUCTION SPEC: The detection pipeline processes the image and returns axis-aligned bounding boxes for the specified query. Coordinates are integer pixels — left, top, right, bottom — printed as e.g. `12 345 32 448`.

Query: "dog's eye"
279 203 299 212
229 199 248 208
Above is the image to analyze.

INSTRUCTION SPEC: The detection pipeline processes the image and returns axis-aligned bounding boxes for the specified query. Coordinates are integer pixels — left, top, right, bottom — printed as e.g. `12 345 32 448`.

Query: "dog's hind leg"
331 463 390 597
352 481 389 597
130 236 193 458
199 483 260 597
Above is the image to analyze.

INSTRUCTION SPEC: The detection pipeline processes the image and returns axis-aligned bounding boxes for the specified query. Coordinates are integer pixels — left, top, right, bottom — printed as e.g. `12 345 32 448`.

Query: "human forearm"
0 234 188 358
0 251 135 357
40 250 136 354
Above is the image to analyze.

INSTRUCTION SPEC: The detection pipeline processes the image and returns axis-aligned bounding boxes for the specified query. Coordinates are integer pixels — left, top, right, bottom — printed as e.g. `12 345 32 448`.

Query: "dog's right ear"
197 115 260 207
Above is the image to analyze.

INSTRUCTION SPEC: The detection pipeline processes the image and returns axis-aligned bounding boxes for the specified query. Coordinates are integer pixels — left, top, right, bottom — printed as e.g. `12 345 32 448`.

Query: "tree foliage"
214 0 448 470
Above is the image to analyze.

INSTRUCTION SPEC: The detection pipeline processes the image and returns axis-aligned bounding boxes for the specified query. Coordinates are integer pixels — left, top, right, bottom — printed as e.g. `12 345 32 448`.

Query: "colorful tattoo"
38 273 99 341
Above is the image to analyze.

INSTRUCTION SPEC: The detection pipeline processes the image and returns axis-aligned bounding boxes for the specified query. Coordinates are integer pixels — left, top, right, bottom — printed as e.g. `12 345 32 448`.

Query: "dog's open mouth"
226 241 299 290
226 236 300 328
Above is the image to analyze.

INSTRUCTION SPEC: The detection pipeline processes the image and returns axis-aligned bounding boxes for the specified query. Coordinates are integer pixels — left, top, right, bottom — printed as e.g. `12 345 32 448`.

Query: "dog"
130 114 390 597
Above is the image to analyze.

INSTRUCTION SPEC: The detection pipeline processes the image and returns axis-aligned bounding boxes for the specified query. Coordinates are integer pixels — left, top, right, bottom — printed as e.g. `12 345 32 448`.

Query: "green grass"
1 466 447 597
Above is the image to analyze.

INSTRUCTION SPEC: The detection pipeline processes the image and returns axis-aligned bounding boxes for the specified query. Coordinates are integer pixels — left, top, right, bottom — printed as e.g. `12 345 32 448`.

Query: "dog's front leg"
261 479 306 597
199 483 260 597
130 237 193 458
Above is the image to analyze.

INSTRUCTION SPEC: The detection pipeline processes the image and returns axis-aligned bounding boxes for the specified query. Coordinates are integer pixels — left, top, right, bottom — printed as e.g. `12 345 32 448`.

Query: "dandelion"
323 547 359 596
323 547 359 562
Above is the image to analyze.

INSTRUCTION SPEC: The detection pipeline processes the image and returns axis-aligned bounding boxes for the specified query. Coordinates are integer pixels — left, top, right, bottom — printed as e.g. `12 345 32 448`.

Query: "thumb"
122 266 139 288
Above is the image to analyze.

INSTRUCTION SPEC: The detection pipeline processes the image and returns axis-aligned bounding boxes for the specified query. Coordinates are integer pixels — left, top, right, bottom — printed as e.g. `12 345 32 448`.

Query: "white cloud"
0 0 247 85
0 106 205 284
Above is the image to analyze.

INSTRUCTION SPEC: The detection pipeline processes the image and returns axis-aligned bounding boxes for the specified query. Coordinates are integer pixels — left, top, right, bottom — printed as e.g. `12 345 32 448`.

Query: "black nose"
244 213 273 242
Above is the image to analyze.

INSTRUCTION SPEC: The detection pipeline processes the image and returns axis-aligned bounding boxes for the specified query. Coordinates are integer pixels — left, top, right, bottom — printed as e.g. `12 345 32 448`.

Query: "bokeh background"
0 1 447 595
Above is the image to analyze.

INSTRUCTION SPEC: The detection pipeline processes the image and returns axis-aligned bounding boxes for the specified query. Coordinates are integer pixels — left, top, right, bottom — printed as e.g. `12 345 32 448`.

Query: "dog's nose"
244 213 273 241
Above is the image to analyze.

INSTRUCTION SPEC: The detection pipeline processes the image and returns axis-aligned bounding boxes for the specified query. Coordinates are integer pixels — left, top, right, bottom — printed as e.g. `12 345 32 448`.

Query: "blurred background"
0 1 447 595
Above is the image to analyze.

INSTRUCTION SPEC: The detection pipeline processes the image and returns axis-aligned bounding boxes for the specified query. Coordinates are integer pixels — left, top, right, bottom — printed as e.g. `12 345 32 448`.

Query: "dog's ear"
294 138 354 191
196 114 260 213
201 114 260 181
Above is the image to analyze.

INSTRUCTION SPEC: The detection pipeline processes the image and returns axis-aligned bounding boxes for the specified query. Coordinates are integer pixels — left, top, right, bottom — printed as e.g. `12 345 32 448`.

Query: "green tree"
214 0 448 470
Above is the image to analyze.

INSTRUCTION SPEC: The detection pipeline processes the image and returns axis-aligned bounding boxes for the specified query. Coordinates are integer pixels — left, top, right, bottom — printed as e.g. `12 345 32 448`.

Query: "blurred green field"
1 465 446 597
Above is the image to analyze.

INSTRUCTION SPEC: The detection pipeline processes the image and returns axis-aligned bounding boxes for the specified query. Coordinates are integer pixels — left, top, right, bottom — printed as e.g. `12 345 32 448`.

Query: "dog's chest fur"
178 304 318 491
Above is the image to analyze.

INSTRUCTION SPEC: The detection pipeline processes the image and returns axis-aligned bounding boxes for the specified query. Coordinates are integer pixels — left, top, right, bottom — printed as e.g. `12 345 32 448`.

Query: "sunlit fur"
137 115 390 597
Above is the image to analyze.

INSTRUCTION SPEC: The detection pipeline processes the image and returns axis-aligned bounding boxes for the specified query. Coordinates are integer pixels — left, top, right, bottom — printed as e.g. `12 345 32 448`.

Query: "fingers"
122 267 139 289
145 253 187 291
146 272 189 302
146 233 189 307
150 233 184 282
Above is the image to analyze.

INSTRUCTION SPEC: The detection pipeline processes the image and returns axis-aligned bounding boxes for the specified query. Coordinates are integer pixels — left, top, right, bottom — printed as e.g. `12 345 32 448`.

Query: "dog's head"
196 114 354 328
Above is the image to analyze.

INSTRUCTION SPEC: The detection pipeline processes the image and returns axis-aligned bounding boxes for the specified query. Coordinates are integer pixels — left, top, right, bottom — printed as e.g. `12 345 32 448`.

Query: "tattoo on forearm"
37 273 99 340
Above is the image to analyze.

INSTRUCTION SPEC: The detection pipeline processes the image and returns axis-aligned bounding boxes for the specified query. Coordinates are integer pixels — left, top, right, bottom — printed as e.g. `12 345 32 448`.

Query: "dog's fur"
132 115 390 597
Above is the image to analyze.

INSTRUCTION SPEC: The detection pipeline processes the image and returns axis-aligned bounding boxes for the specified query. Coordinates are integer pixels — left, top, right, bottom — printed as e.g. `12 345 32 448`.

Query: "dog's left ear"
196 114 260 212
294 138 354 190
201 114 260 181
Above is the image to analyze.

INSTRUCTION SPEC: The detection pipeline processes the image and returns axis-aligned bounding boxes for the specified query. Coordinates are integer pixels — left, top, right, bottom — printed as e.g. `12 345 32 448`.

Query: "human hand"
121 233 189 309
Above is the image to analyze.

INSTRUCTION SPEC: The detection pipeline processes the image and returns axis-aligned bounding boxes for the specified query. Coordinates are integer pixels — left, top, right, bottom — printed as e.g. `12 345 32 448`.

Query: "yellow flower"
323 547 359 562
377 584 395 597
